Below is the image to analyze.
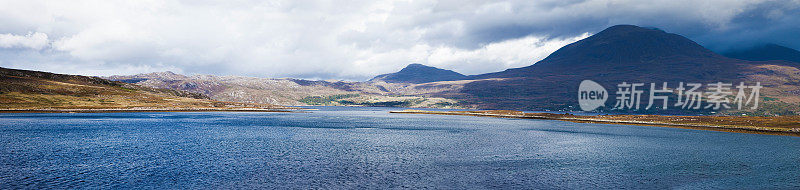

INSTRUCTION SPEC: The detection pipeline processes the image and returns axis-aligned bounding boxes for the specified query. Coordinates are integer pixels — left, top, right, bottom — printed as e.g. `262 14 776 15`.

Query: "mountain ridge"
723 43 800 63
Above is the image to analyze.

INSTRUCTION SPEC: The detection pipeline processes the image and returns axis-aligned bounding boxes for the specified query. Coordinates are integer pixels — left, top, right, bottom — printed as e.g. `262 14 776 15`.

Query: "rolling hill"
0 67 284 110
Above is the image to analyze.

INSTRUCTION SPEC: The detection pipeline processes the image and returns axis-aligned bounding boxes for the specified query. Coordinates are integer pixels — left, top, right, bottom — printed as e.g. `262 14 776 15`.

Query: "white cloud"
425 33 591 75
0 32 49 50
0 0 796 80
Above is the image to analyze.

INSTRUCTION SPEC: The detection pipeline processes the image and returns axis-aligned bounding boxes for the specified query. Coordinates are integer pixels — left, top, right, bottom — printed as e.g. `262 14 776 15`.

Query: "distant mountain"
723 43 800 63
473 25 730 80
0 67 281 110
458 25 800 113
370 63 467 84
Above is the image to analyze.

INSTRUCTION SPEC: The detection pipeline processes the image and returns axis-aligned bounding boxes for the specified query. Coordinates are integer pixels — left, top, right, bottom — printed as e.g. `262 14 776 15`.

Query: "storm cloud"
0 0 798 80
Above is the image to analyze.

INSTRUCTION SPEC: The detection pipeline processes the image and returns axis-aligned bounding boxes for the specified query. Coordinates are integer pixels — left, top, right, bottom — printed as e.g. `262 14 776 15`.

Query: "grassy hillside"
0 67 283 110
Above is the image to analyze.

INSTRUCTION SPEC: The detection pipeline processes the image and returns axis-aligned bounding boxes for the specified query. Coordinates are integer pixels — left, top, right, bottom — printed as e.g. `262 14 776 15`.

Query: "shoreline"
390 110 800 137
0 108 306 113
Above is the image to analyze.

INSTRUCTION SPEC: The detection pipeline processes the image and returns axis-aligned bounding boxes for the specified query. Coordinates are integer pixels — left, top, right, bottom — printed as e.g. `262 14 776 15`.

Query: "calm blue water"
1 106 799 189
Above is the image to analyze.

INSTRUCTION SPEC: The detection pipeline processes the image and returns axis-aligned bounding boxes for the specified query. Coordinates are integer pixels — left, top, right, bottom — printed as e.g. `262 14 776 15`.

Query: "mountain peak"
539 24 719 65
460 25 777 111
602 24 654 33
399 63 437 72
370 63 466 84
472 24 738 81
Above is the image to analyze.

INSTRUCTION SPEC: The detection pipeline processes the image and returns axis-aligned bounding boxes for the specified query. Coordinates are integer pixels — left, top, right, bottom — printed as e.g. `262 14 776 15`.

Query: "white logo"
578 80 608 111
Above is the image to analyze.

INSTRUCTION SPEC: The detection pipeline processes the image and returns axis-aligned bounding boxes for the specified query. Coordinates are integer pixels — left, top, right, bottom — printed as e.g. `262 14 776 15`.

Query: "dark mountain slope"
472 25 733 80
459 25 793 112
723 43 800 63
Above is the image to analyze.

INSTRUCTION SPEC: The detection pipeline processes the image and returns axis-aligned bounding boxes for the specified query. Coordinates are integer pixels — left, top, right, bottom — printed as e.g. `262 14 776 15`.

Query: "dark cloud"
699 0 800 51
418 0 800 51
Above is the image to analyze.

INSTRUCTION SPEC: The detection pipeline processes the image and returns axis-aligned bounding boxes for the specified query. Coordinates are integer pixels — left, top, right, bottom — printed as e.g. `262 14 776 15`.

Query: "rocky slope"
106 72 463 108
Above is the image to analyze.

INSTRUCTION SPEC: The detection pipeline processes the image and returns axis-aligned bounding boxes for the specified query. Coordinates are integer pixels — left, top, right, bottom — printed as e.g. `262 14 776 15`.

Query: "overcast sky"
1 0 799 80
